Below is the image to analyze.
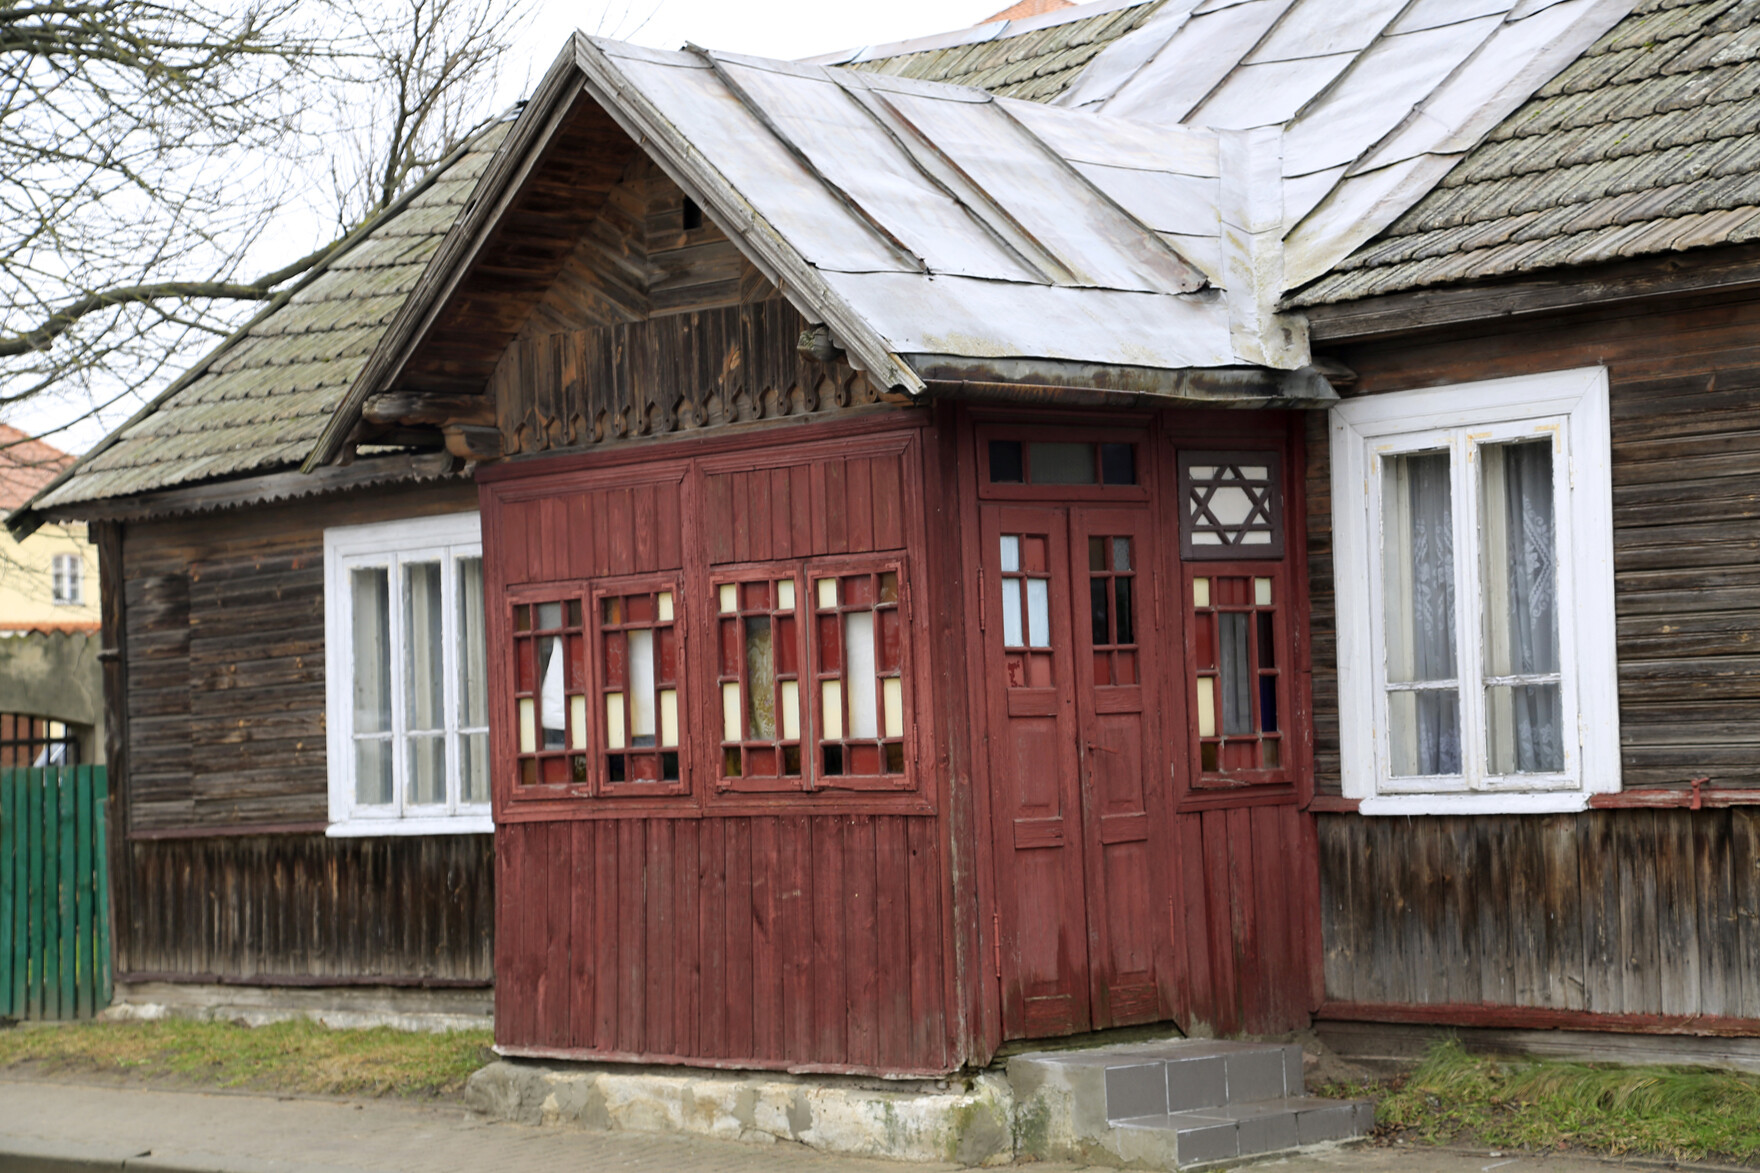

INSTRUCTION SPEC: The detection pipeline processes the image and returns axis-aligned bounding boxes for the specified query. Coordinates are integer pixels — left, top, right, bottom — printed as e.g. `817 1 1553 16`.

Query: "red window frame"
1181 562 1294 790
592 575 688 798
975 424 1151 503
709 564 810 794
805 555 912 792
506 586 590 798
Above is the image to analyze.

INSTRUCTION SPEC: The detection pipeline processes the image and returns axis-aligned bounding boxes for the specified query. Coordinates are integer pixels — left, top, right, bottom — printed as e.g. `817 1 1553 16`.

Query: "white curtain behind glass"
1382 451 1461 776
350 567 394 804
1481 441 1563 773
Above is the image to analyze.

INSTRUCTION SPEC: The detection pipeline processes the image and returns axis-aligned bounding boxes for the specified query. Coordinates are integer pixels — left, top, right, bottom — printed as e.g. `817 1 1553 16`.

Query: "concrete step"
1008 1038 1375 1169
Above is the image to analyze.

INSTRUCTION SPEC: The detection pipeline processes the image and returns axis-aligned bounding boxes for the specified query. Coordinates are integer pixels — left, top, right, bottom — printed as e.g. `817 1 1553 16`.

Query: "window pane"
845 611 878 738
1382 451 1457 685
1114 578 1134 646
989 440 1024 483
629 628 656 746
1030 442 1096 484
403 562 444 735
1218 612 1252 736
539 636 565 749
461 732 489 803
355 738 392 805
999 535 1020 572
1026 578 1050 648
350 567 392 737
1487 683 1563 774
457 557 487 729
1001 577 1023 647
1481 440 1559 679
408 736 445 806
1101 443 1135 485
1090 577 1110 645
1389 690 1462 776
745 616 775 739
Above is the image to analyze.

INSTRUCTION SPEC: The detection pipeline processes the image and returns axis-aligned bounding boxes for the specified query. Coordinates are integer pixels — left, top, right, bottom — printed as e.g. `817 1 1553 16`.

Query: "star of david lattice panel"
1178 451 1283 560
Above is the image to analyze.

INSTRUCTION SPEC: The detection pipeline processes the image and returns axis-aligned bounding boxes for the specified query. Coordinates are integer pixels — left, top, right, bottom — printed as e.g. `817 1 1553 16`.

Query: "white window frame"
324 512 491 836
51 552 83 605
1331 367 1619 815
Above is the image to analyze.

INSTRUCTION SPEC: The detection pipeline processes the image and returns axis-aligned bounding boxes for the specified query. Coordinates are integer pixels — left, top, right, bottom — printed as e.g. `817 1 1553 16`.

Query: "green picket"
58 769 75 1016
94 767 111 1010
75 767 93 1018
9 771 23 1018
26 769 43 1018
0 772 13 1018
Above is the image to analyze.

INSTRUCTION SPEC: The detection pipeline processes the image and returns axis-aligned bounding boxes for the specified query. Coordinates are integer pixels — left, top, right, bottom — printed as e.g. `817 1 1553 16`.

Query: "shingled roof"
813 0 1163 101
18 122 511 519
1291 0 1760 307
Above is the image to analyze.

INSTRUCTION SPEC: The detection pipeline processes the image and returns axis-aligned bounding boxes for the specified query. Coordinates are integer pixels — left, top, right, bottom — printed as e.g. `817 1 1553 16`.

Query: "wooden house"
17 0 1760 1074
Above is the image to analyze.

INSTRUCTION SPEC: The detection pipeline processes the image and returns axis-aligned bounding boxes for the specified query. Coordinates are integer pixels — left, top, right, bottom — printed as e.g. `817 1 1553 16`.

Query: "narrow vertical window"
1480 440 1562 775
1190 574 1285 779
456 557 489 804
598 584 683 789
351 567 394 805
1382 451 1461 778
403 561 447 806
512 597 587 786
716 577 804 787
1086 536 1137 685
999 534 1054 689
812 567 907 782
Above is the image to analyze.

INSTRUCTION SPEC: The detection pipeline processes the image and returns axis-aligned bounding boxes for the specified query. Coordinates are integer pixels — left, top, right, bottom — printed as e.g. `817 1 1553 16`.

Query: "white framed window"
1331 367 1619 815
51 553 83 605
324 512 490 835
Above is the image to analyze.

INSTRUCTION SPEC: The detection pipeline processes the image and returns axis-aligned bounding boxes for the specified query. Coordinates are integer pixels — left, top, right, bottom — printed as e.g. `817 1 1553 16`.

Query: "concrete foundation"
100 981 494 1033
465 1060 1013 1165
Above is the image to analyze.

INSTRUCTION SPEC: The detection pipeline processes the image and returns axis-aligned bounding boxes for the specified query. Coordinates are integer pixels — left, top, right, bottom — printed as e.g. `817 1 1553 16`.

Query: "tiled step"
1008 1038 1374 1169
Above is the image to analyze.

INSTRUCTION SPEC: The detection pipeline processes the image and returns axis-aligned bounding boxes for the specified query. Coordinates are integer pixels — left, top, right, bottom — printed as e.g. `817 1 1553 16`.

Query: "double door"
981 503 1173 1037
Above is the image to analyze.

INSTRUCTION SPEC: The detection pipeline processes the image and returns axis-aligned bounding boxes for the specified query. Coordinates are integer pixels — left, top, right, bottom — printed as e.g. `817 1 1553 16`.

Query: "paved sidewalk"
0 1079 1709 1173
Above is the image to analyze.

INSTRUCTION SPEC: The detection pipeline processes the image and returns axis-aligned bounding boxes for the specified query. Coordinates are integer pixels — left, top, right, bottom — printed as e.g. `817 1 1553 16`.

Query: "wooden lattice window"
1085 535 1138 686
1188 572 1287 785
715 574 807 791
998 533 1053 687
1179 450 1282 559
512 597 588 787
810 563 908 788
596 581 684 794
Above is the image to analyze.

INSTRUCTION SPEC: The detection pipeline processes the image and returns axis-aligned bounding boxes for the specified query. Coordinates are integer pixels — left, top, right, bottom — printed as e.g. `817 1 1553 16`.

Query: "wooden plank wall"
1320 810 1760 1022
1307 286 1760 1018
119 833 494 983
111 480 493 984
496 815 947 1070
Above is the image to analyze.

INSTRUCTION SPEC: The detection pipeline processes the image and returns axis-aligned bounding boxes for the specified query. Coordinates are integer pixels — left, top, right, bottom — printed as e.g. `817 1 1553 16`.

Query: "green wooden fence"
0 767 111 1020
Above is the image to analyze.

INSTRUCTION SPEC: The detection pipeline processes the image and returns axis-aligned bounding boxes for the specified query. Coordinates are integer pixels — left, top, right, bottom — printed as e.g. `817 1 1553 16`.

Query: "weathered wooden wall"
495 814 947 1069
1320 809 1760 1026
119 833 494 984
108 480 494 984
1306 280 1760 1025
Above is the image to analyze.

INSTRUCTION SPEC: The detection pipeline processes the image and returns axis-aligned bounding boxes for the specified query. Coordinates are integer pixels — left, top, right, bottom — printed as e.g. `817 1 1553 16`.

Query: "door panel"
1069 508 1167 1028
981 506 1089 1038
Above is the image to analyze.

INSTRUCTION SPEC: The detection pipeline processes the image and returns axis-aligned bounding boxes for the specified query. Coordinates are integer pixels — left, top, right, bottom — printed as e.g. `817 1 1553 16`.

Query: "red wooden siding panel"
498 814 949 1073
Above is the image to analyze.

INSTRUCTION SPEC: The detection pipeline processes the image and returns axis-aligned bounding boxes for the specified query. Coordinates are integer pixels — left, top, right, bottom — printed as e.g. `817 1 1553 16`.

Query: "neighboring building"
13 0 1760 1075
0 424 101 765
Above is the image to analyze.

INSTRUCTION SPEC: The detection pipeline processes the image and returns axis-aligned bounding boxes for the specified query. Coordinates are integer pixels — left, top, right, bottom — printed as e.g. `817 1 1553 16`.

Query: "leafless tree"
0 0 537 451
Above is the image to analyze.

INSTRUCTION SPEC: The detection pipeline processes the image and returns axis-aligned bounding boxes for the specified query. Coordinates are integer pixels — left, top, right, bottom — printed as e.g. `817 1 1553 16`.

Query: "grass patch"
1338 1038 1760 1164
0 1018 493 1098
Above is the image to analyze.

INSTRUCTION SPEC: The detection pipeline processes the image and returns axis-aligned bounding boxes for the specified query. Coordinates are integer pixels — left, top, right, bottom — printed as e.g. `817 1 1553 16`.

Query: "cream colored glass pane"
518 698 536 753
1026 578 1050 648
628 629 656 742
606 693 626 750
657 591 674 621
1255 578 1272 606
1240 465 1269 479
777 579 795 611
780 680 800 740
718 583 737 613
816 577 838 608
845 611 878 738
1242 531 1272 545
1192 532 1223 545
1189 465 1216 479
1193 578 1210 608
1001 578 1023 647
1196 677 1216 738
1208 485 1255 526
570 695 588 751
722 682 742 742
821 680 843 740
883 678 904 738
999 535 1020 573
659 689 678 748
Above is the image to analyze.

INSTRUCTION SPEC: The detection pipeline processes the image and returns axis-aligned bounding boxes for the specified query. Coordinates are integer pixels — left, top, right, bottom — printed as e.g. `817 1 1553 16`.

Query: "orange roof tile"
979 0 1073 23
0 424 71 512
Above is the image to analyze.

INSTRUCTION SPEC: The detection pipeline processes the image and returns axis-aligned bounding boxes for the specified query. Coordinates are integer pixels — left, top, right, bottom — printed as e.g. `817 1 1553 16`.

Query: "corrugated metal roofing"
23 125 510 516
1292 0 1760 306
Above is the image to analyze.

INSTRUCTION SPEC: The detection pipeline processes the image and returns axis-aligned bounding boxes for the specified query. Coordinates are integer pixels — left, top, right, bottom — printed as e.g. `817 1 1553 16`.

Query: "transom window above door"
1330 368 1619 814
979 429 1148 501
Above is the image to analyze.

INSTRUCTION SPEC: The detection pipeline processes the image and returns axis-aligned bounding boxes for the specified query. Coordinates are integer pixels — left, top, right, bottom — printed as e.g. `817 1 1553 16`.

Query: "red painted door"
982 502 1172 1039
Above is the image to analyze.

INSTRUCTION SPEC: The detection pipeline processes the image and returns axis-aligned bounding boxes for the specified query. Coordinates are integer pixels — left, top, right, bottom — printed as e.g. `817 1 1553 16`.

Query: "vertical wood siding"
494 814 946 1070
1320 809 1760 1021
118 832 494 983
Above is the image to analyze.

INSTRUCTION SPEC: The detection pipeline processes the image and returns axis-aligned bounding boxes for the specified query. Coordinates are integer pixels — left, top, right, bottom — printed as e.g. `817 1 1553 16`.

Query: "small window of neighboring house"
324 513 489 835
51 553 83 605
1330 367 1619 814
